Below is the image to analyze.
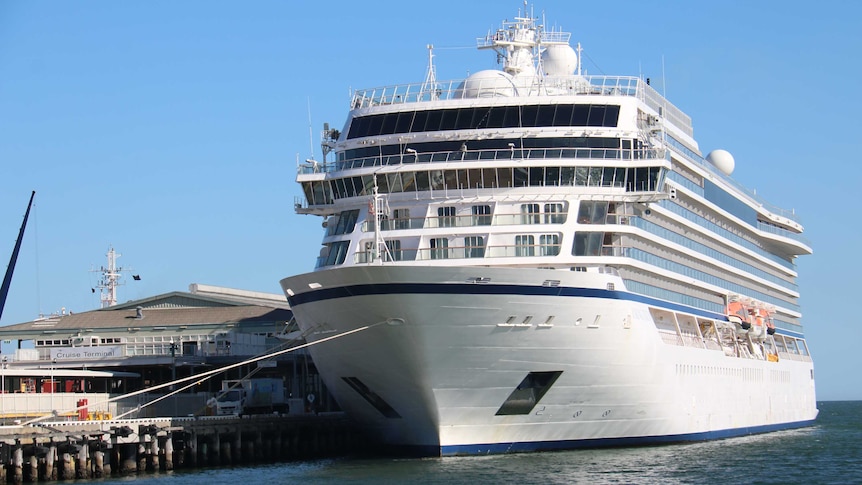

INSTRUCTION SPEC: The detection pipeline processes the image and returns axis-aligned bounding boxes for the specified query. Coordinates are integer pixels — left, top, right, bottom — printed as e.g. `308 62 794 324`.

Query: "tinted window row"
301 166 665 205
346 104 621 139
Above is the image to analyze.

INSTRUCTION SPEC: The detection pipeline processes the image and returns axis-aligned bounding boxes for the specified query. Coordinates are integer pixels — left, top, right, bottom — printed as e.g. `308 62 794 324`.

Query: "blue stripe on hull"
288 281 805 338
287 281 728 321
439 419 818 456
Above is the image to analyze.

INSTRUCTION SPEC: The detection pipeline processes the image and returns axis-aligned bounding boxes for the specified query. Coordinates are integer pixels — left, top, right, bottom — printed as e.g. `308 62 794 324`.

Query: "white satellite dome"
541 44 579 76
706 149 735 176
455 70 515 98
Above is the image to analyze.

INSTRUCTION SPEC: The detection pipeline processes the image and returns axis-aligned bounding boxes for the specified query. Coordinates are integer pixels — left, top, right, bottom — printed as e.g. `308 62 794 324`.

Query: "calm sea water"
97 401 860 485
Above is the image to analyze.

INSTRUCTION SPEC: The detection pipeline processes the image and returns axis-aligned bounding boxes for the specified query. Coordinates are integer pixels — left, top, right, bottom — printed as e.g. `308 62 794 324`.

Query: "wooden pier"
0 414 359 483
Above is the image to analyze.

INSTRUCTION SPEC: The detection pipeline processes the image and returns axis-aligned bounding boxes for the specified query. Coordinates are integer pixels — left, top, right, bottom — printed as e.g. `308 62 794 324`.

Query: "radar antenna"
91 247 134 308
421 44 438 101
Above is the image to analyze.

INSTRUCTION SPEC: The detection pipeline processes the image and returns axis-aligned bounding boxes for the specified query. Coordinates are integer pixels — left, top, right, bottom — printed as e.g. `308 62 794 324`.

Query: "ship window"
401 172 416 192
513 167 529 187
381 113 397 134
486 106 505 128
536 105 556 126
425 110 443 132
588 167 603 186
411 111 429 132
560 167 575 186
360 175 375 196
544 203 565 223
495 371 562 416
342 377 401 418
440 109 458 130
472 205 492 225
515 235 535 256
498 167 513 188
520 105 538 126
438 206 456 227
395 111 414 133
572 105 589 125
521 204 541 224
392 208 410 229
545 166 560 186
387 173 404 193
529 167 545 186
323 241 350 266
430 238 449 259
455 108 477 129
347 116 367 138
385 240 403 261
540 234 561 256
332 210 360 235
444 169 459 190
578 201 609 224
465 236 485 258
503 106 520 127
377 174 391 193
626 167 663 192
483 167 498 188
575 167 588 186
587 105 606 126
553 104 574 126
573 232 604 257
343 177 357 198
430 170 445 191
367 115 384 136
415 171 431 192
603 105 621 126
346 105 622 140
469 168 483 188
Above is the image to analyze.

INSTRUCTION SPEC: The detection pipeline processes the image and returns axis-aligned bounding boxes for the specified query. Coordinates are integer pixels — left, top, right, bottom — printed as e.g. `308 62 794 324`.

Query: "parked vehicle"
215 378 288 415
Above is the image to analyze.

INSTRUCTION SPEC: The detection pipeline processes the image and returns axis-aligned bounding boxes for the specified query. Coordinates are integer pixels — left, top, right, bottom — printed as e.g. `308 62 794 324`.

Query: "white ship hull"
281 265 817 456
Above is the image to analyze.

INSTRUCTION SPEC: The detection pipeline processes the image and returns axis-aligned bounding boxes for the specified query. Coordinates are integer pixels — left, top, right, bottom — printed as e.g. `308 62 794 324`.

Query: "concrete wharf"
0 414 359 483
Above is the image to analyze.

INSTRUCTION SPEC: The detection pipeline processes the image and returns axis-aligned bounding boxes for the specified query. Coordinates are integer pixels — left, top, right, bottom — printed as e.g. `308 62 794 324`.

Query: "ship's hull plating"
281 266 818 456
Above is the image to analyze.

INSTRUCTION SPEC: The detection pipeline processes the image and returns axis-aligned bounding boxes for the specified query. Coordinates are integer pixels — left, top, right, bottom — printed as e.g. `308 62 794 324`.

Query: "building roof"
0 284 293 340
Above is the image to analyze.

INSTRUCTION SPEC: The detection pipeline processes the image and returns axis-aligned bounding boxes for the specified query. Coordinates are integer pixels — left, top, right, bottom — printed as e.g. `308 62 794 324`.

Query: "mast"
95 247 124 308
421 44 438 100
0 191 36 323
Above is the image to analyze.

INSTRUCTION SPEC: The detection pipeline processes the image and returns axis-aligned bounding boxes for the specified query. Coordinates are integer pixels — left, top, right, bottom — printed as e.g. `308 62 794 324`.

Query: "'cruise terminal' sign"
50 346 122 361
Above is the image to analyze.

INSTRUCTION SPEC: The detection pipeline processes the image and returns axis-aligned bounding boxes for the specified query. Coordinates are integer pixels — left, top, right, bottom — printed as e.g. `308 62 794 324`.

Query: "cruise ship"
280 7 817 456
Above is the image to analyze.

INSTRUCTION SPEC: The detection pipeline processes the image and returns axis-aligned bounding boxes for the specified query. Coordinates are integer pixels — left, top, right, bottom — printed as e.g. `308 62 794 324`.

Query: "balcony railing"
298 147 665 175
362 213 568 232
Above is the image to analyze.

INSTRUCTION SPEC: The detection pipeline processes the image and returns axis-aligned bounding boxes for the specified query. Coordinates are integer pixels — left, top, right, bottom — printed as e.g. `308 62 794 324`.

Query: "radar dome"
706 149 735 176
541 44 579 76
455 70 515 98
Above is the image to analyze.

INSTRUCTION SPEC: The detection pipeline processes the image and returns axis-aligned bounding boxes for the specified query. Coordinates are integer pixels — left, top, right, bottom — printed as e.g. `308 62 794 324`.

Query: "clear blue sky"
1 1 859 400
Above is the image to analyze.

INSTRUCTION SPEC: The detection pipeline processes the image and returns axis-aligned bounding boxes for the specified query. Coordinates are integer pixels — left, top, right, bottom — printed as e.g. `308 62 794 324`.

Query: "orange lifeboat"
758 307 776 335
727 298 752 330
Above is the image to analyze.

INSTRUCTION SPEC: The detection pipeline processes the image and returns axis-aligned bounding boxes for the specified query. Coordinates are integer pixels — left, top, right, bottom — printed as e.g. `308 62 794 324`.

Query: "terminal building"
0 284 333 421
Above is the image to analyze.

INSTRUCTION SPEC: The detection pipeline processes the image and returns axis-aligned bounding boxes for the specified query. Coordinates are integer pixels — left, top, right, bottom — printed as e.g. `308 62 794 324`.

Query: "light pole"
1 356 6 423
169 339 177 416
50 358 56 416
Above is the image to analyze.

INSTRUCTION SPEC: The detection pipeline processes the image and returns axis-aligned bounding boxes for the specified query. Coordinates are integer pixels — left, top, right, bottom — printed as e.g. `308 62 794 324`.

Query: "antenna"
91 246 134 308
421 44 438 100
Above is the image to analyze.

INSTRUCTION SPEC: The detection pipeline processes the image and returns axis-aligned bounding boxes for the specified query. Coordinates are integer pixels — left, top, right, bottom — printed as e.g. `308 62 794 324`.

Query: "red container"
77 399 88 421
